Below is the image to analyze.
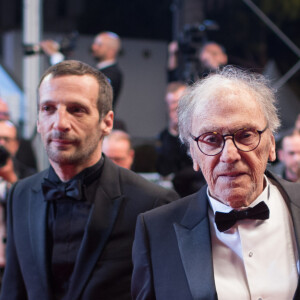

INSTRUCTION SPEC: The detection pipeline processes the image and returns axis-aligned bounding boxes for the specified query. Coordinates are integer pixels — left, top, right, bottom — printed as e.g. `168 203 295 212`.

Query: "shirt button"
249 252 253 257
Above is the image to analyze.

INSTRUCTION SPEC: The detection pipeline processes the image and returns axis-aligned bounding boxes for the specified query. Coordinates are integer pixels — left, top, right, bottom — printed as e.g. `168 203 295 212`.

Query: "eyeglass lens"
198 128 261 155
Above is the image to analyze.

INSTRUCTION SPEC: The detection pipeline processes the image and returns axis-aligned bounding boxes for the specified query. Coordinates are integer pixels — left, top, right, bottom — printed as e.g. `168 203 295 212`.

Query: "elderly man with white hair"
132 66 300 300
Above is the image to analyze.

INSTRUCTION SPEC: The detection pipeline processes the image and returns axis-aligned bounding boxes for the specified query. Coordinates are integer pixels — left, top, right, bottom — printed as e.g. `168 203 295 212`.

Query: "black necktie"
42 178 83 202
215 201 269 232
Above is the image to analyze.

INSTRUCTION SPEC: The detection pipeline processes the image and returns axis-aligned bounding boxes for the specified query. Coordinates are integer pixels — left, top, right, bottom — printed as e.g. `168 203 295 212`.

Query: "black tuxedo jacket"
0 158 178 300
132 171 300 300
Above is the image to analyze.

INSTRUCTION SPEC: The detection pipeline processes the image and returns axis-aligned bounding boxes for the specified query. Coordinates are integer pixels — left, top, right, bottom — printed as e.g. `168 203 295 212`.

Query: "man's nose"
53 109 70 131
219 137 241 163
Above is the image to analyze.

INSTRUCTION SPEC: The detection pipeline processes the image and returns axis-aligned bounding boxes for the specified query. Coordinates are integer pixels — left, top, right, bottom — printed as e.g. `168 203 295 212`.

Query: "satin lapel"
174 187 217 300
29 174 52 294
67 164 124 300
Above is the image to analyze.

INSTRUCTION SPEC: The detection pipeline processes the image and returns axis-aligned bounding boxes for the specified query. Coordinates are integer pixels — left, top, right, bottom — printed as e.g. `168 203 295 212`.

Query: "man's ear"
100 111 114 136
190 143 200 172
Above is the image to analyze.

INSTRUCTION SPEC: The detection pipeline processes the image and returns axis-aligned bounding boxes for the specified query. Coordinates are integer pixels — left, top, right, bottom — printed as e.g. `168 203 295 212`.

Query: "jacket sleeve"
0 183 28 300
131 214 155 300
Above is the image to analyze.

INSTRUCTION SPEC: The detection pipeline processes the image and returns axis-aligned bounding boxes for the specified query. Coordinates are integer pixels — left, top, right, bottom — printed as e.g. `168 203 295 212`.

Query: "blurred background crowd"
1 0 300 191
0 0 300 281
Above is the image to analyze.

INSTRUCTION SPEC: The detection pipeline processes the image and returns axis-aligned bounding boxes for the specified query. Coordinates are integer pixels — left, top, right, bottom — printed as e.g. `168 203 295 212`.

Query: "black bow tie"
42 178 83 202
215 201 269 232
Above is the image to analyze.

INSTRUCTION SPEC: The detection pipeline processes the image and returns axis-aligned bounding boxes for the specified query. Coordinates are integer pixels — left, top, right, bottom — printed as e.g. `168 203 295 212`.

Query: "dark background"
0 0 300 95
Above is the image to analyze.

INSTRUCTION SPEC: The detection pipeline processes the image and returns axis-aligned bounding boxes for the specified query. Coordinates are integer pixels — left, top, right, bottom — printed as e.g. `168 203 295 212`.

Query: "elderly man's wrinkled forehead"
192 77 257 119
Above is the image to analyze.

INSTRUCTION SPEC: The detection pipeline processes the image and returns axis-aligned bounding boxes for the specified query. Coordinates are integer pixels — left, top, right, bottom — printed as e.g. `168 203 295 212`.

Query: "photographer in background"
0 99 37 171
167 40 227 83
0 120 36 184
0 120 36 275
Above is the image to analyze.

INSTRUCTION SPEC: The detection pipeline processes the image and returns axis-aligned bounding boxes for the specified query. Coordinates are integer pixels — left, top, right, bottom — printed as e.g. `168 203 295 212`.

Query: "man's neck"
50 156 102 182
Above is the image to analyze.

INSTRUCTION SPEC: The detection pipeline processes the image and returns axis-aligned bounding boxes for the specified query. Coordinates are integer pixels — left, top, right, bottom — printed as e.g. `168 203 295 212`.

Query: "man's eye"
240 131 253 138
236 130 256 143
41 105 54 112
68 106 86 114
201 134 222 145
205 136 218 143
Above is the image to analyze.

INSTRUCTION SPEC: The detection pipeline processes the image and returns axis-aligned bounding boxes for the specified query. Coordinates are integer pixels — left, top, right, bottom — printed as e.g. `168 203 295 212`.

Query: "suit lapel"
29 169 53 295
174 187 217 300
67 158 124 300
266 171 300 299
266 171 300 250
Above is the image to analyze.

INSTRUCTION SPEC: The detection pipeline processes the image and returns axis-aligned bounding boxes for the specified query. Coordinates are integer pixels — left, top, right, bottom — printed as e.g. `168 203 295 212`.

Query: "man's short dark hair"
37 60 113 119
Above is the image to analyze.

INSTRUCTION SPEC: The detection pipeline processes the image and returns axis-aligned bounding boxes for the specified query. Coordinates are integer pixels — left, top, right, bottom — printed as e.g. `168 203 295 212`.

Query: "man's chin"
214 186 254 208
226 197 250 209
47 150 75 165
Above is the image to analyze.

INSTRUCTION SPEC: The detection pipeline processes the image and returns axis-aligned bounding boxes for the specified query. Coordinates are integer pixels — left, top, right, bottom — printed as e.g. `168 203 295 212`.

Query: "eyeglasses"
190 125 268 156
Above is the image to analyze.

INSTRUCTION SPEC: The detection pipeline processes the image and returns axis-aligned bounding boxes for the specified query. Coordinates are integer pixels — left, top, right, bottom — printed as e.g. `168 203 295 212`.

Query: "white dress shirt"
208 176 299 300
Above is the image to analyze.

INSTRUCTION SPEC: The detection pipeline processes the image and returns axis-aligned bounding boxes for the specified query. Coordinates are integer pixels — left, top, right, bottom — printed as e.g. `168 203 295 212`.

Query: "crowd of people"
0 30 300 300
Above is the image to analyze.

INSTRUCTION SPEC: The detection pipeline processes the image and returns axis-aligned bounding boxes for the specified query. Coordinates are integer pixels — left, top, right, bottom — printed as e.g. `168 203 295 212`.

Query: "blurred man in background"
0 98 37 171
156 82 189 176
0 119 35 279
102 130 134 170
167 41 228 82
0 120 36 182
273 132 300 182
41 31 123 108
156 81 206 196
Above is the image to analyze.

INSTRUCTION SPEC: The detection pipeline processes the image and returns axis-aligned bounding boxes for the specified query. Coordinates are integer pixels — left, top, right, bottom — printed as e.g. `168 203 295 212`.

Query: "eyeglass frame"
190 125 269 156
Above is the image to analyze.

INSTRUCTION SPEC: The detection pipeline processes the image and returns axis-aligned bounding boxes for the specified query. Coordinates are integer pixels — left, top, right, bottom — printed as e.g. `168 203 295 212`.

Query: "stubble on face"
44 128 102 166
38 75 106 171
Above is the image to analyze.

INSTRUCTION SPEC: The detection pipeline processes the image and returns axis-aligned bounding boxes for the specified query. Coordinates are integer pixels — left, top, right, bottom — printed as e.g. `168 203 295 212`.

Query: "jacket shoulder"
119 167 179 199
12 169 49 192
